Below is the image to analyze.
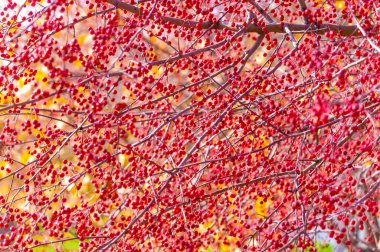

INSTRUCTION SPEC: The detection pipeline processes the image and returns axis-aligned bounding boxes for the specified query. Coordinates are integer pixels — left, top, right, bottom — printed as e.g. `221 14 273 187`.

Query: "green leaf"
68 227 77 236
291 242 333 252
32 245 55 252
38 223 44 231
63 238 80 251
316 243 333 252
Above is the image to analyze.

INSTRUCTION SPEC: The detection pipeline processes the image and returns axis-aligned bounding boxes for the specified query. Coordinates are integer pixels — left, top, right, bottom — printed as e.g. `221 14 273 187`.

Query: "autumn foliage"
0 0 380 251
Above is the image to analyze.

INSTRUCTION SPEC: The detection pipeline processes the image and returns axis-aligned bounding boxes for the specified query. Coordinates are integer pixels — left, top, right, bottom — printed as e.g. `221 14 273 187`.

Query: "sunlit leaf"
63 239 80 251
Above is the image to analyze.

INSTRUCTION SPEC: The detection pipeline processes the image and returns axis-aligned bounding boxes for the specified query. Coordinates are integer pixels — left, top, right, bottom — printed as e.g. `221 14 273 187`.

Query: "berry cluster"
0 0 379 251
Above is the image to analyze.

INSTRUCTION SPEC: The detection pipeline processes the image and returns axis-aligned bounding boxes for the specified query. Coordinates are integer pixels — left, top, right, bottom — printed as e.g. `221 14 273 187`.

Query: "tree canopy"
0 0 379 251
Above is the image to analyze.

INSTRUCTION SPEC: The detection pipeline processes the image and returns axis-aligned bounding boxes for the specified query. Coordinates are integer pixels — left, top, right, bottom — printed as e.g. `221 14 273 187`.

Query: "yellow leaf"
335 0 345 10
255 196 272 218
35 65 49 84
0 93 12 105
149 36 157 43
260 136 270 157
92 214 108 227
149 65 163 78
77 34 87 46
118 153 130 167
20 150 32 164
87 193 100 205
73 58 83 67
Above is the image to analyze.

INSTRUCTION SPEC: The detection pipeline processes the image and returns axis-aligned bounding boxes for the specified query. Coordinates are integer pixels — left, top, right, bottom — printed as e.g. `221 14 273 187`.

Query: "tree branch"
348 4 380 53
248 0 274 23
106 0 360 36
297 0 309 24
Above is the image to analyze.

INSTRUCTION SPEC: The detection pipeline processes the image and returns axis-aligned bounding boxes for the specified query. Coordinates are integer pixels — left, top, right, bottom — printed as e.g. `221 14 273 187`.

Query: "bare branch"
349 6 380 53
248 0 274 23
297 0 309 24
106 0 360 36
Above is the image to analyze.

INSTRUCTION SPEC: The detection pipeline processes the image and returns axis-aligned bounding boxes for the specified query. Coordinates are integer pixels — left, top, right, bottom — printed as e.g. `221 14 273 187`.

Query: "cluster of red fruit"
0 0 379 251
